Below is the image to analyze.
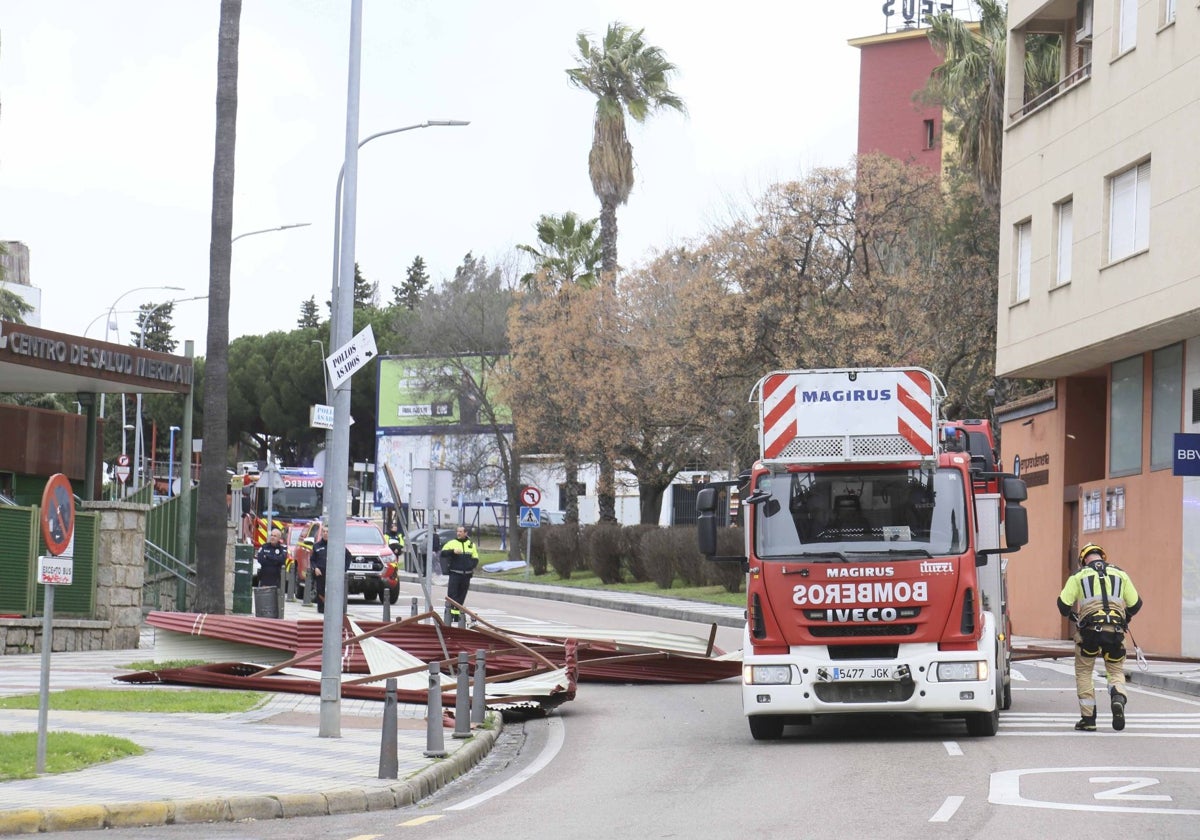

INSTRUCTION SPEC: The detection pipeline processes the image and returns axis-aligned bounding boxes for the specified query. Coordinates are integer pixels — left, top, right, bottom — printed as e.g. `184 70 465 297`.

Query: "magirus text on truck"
696 367 1030 741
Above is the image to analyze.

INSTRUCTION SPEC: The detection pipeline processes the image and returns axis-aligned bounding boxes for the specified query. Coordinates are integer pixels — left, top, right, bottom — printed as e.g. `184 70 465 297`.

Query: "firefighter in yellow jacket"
1056 543 1142 732
440 525 479 625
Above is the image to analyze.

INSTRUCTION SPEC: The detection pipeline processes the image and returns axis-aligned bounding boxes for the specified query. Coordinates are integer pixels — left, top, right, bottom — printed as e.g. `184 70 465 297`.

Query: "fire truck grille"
773 435 924 460
814 681 916 704
809 624 917 638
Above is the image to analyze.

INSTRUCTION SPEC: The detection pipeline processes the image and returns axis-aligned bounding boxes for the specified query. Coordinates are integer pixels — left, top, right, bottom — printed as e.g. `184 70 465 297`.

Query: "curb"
0 718 499 836
1127 669 1200 697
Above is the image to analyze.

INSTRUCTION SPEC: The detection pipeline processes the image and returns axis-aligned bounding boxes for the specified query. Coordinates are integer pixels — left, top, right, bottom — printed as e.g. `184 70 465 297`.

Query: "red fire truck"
244 466 324 547
697 367 1029 740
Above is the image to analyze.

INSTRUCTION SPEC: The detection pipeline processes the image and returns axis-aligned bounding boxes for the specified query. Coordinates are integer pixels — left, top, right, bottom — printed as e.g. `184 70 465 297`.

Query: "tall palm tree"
922 0 1059 211
517 211 602 291
194 0 241 615
567 22 685 279
568 22 684 523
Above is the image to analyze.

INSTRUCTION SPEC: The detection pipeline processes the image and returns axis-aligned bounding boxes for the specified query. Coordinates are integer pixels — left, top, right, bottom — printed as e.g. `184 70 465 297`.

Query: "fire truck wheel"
965 705 999 737
748 715 784 741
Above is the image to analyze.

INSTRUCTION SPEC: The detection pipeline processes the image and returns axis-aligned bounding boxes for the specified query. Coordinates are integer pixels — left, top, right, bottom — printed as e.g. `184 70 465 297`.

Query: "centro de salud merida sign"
0 320 193 393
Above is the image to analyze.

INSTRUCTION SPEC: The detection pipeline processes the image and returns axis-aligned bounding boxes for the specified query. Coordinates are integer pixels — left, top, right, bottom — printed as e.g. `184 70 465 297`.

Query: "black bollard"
453 652 471 739
471 649 486 725
411 596 419 618
424 661 447 758
379 678 398 778
382 591 391 622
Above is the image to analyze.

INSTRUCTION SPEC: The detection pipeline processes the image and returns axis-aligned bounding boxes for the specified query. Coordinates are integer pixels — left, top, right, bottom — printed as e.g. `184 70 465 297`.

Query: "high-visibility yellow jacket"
1057 563 1142 626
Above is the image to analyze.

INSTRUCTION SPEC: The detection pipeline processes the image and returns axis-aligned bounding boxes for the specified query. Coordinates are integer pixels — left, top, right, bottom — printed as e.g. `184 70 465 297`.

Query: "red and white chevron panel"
761 373 798 459
896 369 934 456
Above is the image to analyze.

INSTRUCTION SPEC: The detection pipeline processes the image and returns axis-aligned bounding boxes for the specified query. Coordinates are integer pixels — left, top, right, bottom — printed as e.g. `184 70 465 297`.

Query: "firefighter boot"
1074 715 1097 732
1111 687 1127 731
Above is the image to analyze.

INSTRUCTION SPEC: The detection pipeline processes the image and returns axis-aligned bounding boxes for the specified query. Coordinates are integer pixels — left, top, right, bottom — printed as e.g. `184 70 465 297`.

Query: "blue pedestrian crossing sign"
519 506 541 528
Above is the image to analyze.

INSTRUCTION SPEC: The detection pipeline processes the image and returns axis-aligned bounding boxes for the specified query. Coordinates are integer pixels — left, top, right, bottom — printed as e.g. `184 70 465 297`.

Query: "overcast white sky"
1 1 932 358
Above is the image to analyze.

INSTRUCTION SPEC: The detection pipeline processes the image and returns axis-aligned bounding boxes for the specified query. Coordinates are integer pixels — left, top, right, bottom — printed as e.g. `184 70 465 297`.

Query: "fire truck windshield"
252 470 324 522
754 467 967 559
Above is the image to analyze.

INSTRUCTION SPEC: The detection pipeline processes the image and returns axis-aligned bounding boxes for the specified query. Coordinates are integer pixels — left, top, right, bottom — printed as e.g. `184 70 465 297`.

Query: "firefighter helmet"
1078 543 1107 565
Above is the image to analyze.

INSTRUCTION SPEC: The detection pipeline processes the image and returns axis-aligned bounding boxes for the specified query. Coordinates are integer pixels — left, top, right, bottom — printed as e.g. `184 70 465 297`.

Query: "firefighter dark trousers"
446 571 473 620
1074 627 1127 718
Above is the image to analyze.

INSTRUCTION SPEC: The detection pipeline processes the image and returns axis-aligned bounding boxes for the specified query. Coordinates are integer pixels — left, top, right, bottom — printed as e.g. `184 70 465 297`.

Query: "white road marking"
445 716 565 811
943 741 963 756
990 767 1200 814
929 795 964 822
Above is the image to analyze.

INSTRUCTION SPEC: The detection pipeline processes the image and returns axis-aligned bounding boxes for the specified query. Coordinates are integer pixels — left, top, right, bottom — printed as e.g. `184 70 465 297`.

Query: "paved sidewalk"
2 579 1198 835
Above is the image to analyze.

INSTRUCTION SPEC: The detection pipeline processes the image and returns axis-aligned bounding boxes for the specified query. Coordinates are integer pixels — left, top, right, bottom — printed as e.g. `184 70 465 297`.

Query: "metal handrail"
1012 62 1092 120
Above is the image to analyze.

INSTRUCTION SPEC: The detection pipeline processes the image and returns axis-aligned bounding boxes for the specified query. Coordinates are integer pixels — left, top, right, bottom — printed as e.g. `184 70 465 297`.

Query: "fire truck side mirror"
1004 504 1029 550
1001 475 1029 550
697 487 719 556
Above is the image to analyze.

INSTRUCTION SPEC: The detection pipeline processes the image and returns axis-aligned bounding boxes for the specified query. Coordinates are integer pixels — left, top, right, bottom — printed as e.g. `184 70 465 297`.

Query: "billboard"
375 354 513 433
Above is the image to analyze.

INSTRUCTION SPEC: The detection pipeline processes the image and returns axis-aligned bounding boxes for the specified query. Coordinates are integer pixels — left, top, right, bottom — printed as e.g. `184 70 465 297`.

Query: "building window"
1118 0 1137 52
1014 220 1032 302
923 119 935 150
1110 355 1143 476
1151 344 1183 470
1083 488 1103 532
1054 198 1073 286
1108 160 1150 263
1162 0 1177 26
1105 486 1126 529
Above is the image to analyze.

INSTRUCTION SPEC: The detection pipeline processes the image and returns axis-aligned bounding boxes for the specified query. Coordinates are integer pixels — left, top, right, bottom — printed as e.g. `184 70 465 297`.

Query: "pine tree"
132 301 177 353
353 262 377 309
297 296 320 328
392 255 431 310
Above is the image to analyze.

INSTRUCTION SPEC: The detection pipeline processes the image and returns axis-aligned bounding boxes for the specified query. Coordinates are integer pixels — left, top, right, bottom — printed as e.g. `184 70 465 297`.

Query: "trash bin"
233 544 254 615
254 586 280 618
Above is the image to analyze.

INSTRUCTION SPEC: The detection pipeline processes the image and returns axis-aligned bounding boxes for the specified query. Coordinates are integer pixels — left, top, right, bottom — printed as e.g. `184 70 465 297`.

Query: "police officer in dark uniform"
309 524 353 615
439 525 479 624
255 528 288 589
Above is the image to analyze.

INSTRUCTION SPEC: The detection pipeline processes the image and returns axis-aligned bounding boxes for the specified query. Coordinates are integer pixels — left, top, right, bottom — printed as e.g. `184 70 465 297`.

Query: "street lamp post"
167 426 181 498
327 120 468 348
233 222 311 244
97 285 185 419
311 338 333 519
132 295 208 490
319 116 470 739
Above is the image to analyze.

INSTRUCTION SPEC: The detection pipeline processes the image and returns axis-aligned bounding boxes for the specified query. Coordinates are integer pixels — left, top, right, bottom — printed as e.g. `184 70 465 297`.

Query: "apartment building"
996 0 1199 656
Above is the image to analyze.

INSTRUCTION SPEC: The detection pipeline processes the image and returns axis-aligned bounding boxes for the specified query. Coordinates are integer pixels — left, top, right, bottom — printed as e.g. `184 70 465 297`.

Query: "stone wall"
0 501 146 655
0 504 239 655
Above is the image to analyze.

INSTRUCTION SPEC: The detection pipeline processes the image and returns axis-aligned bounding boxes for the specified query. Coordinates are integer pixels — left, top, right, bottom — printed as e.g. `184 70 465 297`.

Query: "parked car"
406 527 456 575
293 518 399 604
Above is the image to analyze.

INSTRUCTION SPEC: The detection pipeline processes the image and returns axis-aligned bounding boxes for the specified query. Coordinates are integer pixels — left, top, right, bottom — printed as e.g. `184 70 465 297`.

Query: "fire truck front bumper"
740 642 997 717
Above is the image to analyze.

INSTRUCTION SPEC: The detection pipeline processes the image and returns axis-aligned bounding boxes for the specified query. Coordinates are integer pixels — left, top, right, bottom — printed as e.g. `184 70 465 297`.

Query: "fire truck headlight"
744 665 793 685
935 661 988 681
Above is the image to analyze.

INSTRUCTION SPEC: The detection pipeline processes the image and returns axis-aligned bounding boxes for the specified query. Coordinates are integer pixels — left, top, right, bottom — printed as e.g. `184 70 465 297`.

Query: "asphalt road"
27 587 1200 840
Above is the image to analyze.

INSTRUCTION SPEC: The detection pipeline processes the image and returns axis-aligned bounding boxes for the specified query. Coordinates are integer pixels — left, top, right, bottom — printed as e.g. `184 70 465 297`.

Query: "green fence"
0 504 98 618
143 492 197 611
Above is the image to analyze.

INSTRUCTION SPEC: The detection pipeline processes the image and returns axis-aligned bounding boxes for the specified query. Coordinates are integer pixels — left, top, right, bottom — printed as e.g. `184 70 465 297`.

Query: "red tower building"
850 27 947 177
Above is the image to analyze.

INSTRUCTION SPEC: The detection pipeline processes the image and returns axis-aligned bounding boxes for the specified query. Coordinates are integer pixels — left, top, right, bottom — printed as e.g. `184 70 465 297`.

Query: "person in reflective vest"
1056 543 1142 732
440 525 479 624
